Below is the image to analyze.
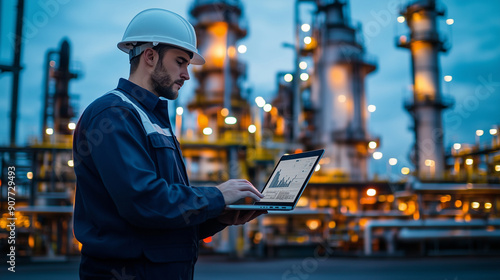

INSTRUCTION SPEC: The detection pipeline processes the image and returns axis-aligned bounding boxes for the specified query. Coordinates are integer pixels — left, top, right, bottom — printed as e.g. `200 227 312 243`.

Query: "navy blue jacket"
73 78 226 263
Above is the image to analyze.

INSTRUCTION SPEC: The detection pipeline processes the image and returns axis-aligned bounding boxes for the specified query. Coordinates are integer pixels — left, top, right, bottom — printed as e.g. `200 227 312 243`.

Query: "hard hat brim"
117 41 205 65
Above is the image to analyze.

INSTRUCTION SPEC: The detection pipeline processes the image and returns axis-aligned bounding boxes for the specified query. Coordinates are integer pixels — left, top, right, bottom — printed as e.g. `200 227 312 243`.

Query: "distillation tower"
397 0 451 180
310 0 377 181
189 0 249 141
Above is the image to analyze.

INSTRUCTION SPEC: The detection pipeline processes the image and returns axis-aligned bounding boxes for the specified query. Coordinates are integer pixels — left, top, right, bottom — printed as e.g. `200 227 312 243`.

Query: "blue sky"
0 0 499 178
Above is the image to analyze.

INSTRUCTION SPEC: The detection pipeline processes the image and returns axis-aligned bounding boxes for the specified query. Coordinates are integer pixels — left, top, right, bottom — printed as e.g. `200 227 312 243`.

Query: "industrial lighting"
366 188 376 197
303 36 312 44
301 23 311 32
300 73 309 81
176 107 184 115
225 117 237 125
446 18 454 25
373 152 383 160
397 16 405 23
299 61 308 70
46 128 54 135
476 130 484 137
255 96 266 108
455 200 462 208
248 124 256 134
485 202 492 209
425 159 435 167
399 35 407 44
389 158 398 166
67 160 74 167
284 73 293 82
237 44 247 54
338 95 346 103
221 108 229 117
398 202 408 211
471 202 480 209
306 219 320 230
27 172 33 180
495 165 500 172
368 141 377 149
263 104 272 112
453 143 461 150
401 167 410 175
465 158 473 165
203 127 213 135
68 122 76 130
490 128 498 135
444 75 452 82
315 164 321 172
367 105 376 112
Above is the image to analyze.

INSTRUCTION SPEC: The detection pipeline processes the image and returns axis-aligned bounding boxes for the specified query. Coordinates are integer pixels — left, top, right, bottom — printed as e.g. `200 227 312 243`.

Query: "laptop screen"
259 155 319 203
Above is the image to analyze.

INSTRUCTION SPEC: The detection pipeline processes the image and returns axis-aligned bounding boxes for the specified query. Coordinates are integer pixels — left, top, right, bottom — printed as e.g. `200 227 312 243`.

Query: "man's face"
150 48 190 100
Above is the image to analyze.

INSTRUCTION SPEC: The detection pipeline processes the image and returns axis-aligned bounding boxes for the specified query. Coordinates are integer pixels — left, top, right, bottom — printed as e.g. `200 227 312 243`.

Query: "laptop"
226 149 324 211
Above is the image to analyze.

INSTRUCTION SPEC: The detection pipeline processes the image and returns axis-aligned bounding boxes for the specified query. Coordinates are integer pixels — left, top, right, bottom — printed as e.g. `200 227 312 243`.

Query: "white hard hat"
118 8 205 65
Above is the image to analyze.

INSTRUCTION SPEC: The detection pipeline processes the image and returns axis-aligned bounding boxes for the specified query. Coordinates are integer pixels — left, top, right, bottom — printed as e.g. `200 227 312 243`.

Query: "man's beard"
150 60 179 100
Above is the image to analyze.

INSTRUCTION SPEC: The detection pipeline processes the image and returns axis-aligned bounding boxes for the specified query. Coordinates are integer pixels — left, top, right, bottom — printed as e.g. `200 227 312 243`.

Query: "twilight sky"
0 0 499 178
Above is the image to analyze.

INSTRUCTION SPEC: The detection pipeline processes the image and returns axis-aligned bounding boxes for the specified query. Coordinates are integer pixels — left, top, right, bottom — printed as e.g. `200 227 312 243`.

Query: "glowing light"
27 172 33 180
299 61 308 70
490 128 498 135
225 116 237 125
399 35 407 44
389 158 398 166
338 95 346 103
425 159 435 167
220 108 229 117
68 122 76 130
476 130 484 136
248 124 256 134
465 158 473 166
397 16 405 23
446 18 454 25
304 36 312 45
367 105 376 112
49 60 56 67
444 75 452 82
453 143 461 150
68 160 74 167
176 107 184 115
255 96 266 107
315 164 321 172
203 127 213 135
263 104 272 112
398 202 408 211
203 236 212 243
306 219 320 230
366 188 376 197
328 221 336 229
401 167 410 175
301 23 311 32
368 141 377 149
284 73 293 82
495 165 500 172
373 152 383 160
300 73 309 81
46 128 54 135
485 202 492 209
455 200 462 208
237 44 247 54
471 202 480 209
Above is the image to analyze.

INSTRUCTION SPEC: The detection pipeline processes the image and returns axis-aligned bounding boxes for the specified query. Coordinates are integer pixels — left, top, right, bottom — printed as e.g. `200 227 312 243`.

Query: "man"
73 8 265 279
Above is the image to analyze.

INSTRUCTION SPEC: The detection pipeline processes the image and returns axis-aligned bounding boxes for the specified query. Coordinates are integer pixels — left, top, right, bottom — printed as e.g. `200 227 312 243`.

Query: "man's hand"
216 179 263 205
217 210 268 225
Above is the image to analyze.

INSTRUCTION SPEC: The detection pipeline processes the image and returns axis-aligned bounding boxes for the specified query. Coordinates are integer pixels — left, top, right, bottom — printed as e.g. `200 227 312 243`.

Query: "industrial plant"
1 0 499 262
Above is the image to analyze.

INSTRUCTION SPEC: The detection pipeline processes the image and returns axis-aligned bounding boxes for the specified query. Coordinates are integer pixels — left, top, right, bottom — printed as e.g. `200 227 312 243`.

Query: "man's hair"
129 44 193 75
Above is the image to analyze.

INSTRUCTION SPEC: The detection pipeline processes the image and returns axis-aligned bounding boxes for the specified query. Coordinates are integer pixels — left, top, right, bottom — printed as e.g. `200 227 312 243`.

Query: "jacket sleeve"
82 106 225 229
199 219 228 240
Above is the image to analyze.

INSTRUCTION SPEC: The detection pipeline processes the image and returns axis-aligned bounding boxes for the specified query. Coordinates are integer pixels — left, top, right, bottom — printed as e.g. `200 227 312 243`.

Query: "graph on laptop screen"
260 156 318 203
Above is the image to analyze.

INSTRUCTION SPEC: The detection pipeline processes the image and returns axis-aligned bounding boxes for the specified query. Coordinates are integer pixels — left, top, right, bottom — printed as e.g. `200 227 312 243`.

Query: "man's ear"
142 48 157 68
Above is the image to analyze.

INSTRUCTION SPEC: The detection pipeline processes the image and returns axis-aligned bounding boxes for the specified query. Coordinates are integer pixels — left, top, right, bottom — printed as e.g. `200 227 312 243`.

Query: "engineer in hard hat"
72 8 265 279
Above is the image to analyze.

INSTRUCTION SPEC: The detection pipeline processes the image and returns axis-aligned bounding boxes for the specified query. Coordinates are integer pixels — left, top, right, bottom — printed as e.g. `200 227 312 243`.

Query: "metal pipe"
9 0 24 146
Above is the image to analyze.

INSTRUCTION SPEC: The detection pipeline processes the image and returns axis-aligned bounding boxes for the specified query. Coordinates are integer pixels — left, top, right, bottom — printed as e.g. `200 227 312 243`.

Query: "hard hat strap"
129 42 159 61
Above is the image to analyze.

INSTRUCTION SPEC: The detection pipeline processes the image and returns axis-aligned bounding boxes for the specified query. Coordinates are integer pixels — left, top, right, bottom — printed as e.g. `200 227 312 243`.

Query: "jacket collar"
116 78 160 112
